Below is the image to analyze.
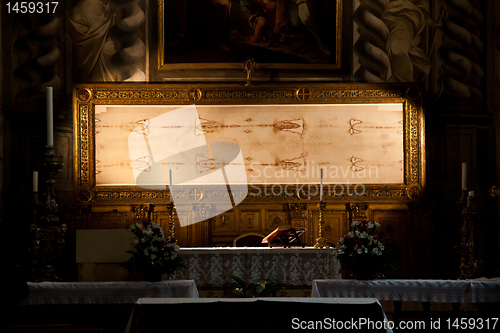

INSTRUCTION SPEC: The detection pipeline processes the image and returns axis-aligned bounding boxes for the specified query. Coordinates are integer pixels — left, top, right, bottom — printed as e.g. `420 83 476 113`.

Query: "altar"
175 247 340 286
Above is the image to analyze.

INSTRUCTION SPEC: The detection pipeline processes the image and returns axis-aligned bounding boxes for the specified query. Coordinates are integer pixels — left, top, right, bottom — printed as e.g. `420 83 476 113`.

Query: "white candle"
320 168 323 201
47 87 53 146
33 171 38 192
468 190 474 197
169 169 173 203
461 162 467 191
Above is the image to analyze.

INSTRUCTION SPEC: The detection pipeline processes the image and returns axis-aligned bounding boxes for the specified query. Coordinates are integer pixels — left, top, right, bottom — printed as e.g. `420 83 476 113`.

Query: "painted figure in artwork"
163 0 338 64
382 0 435 81
68 0 117 81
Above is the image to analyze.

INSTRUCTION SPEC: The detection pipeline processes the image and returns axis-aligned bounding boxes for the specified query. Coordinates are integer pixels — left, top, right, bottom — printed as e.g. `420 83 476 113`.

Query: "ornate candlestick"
314 201 330 248
167 202 176 242
30 145 65 281
457 191 482 279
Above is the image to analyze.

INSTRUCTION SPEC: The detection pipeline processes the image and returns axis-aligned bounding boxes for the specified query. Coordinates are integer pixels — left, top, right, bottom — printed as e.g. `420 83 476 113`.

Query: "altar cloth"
22 280 199 305
175 247 340 285
125 298 390 333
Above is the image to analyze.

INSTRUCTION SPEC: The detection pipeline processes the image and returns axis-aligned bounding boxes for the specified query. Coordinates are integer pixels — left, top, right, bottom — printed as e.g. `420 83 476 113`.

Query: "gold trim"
73 83 425 204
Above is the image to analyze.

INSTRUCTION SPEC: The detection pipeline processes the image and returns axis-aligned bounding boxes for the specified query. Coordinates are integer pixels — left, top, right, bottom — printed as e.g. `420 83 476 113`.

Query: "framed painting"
156 0 343 71
73 83 425 211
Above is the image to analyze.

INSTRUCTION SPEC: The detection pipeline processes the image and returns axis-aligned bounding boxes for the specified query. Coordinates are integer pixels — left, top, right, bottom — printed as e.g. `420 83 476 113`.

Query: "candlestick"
320 168 323 201
47 87 53 147
169 169 173 203
468 190 474 197
461 162 467 191
314 201 329 249
33 171 38 192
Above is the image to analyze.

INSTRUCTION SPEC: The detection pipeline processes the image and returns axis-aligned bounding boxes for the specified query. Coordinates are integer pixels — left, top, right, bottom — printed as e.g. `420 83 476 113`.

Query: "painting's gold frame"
73 83 425 204
157 0 343 71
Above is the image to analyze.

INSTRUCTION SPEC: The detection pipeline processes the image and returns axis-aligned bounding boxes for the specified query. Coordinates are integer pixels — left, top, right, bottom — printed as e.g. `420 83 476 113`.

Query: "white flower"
374 222 380 228
352 221 361 227
367 222 374 228
144 249 149 256
337 249 344 255
357 248 362 254
368 235 374 241
364 247 368 253
360 232 368 238
151 247 158 252
151 254 157 260
348 231 354 238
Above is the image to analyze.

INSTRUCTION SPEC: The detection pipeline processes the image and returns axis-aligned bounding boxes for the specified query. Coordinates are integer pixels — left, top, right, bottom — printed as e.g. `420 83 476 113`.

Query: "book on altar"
262 225 306 246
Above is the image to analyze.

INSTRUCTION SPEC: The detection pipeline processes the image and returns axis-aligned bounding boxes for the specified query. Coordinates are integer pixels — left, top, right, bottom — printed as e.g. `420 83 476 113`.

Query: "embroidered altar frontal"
174 247 340 286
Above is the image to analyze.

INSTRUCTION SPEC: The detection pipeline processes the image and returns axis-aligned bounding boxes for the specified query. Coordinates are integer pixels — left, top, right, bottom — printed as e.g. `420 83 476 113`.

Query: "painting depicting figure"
161 0 341 68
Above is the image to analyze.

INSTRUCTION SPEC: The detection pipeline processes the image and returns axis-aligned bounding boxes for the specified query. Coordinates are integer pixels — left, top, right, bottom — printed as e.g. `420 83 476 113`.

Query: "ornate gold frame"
156 0 343 71
73 83 425 204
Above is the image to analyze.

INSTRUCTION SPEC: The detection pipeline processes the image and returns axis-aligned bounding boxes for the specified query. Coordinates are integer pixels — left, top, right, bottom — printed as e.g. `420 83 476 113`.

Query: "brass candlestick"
314 201 330 248
457 191 482 279
167 202 176 241
29 146 65 281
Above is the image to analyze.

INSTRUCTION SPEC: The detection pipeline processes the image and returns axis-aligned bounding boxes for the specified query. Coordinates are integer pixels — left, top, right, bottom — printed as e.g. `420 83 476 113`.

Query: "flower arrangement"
222 274 283 298
334 220 395 280
121 222 185 281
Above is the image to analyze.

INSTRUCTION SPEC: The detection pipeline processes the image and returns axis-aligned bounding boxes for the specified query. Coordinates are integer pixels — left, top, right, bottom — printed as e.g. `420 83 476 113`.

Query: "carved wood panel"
309 209 347 245
239 210 261 231
371 209 408 278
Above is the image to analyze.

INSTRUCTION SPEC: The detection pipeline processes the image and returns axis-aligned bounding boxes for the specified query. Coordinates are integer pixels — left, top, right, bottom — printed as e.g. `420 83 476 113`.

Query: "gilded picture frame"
73 83 424 204
156 0 343 72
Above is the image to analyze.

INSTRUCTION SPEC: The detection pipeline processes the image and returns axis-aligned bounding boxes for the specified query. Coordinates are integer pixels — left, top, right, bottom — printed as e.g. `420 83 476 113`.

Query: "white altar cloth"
22 280 199 305
312 279 471 303
175 247 339 285
469 277 500 303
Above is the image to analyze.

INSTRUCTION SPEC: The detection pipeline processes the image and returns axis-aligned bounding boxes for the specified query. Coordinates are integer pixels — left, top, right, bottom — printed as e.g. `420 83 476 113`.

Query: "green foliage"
222 274 283 298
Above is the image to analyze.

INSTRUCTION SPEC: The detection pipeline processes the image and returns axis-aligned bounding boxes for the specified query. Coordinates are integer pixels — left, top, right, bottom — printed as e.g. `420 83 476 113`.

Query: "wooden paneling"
309 208 347 246
371 208 408 278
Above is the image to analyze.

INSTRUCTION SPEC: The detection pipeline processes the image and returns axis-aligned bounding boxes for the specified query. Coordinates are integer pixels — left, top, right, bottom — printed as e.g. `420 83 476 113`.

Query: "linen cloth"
22 280 199 305
174 247 340 285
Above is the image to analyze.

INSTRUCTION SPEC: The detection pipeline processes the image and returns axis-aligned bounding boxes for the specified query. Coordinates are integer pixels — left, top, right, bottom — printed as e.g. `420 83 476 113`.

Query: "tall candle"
320 168 323 201
33 171 38 192
461 162 467 191
47 87 53 146
169 169 173 203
